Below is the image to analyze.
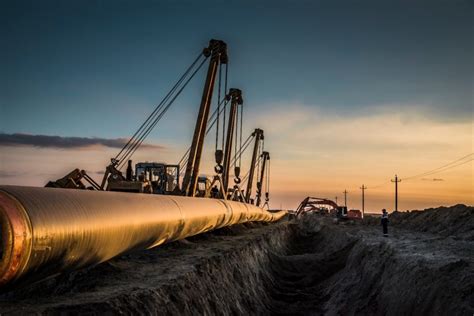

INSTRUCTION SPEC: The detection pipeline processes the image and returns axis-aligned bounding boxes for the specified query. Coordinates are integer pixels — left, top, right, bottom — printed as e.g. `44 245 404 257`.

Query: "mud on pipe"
0 186 286 290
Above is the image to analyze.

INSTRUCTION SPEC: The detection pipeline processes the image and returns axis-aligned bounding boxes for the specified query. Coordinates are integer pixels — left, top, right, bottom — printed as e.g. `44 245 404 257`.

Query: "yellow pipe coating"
0 185 286 289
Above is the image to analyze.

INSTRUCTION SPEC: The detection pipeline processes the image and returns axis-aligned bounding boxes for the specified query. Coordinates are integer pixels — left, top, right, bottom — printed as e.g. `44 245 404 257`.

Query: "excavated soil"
0 206 473 315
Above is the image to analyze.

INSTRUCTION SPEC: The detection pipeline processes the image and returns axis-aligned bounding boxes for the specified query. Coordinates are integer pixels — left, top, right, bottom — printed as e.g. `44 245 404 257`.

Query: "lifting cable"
177 97 229 175
231 133 254 168
256 139 262 180
114 53 204 165
265 158 270 201
119 56 208 169
115 53 204 166
119 59 206 168
241 154 263 188
114 52 207 170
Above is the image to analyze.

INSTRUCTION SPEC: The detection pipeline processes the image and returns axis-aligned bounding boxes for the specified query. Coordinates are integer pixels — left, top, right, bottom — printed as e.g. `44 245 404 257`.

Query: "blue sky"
1 0 472 139
0 0 472 210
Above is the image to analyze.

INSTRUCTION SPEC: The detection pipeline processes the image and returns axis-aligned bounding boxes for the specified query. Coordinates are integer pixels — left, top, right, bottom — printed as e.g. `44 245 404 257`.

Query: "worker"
381 209 389 237
210 185 219 198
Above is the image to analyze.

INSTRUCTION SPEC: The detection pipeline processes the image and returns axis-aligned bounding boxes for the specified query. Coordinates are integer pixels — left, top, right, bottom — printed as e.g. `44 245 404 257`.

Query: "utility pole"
359 185 367 218
391 175 401 212
343 190 348 207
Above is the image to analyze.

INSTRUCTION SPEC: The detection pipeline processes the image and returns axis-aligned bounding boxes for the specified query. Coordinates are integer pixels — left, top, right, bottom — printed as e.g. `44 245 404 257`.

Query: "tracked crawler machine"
296 197 362 220
45 40 271 204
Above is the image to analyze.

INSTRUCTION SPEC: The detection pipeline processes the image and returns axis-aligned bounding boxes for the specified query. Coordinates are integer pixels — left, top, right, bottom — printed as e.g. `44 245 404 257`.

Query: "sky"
0 0 473 211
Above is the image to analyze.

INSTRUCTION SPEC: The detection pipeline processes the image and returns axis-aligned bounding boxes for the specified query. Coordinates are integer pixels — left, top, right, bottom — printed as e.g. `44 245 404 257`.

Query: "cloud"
245 101 473 157
0 133 165 150
0 170 26 177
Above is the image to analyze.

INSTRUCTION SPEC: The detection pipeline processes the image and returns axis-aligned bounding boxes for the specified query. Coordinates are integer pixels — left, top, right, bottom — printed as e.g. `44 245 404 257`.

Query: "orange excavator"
296 197 362 220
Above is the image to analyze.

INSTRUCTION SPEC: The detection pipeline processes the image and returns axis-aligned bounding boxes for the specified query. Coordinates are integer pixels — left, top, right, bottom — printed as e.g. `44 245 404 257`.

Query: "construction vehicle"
45 39 271 206
46 168 101 190
348 209 362 218
107 161 180 194
296 197 361 220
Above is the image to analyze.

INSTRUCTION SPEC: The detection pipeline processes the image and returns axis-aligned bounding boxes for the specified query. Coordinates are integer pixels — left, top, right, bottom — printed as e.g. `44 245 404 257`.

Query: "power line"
403 153 473 181
367 180 391 189
411 159 473 179
366 153 473 189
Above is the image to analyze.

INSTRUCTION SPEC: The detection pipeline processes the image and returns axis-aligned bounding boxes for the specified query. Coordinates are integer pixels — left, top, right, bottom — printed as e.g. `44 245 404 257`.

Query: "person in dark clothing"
210 185 219 198
381 209 389 237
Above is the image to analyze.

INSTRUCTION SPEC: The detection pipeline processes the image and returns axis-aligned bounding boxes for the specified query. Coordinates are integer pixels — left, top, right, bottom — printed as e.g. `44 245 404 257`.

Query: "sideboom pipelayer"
46 39 271 207
0 40 286 290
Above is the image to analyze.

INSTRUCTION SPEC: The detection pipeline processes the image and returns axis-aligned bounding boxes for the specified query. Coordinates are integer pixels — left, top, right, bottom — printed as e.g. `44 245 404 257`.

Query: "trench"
0 216 472 315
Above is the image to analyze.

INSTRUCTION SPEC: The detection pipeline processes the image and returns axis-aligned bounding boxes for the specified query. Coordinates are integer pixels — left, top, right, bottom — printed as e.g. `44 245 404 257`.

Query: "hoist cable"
231 133 254 168
266 158 270 195
115 54 202 163
115 52 204 164
116 54 206 167
257 140 262 179
118 56 208 169
119 56 208 169
241 154 263 187
177 98 229 174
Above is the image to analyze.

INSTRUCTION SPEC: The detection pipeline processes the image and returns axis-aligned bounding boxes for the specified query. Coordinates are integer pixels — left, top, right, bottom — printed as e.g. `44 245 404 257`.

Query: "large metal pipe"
0 186 286 290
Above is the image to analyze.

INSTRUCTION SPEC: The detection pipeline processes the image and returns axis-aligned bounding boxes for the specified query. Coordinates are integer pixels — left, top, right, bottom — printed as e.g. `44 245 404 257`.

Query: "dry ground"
0 205 472 315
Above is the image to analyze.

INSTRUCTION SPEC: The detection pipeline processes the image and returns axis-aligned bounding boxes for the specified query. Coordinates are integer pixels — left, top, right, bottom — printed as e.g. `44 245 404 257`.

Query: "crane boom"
245 128 264 203
256 151 270 207
222 88 242 194
182 39 228 196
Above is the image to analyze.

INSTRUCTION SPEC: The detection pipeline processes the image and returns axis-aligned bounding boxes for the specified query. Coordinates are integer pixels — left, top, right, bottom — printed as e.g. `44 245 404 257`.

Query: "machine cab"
195 176 211 197
336 206 348 218
135 162 180 194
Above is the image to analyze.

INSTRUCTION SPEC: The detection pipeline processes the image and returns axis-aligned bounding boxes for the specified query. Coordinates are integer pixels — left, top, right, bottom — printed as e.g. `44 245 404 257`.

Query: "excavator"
296 197 362 220
46 39 271 205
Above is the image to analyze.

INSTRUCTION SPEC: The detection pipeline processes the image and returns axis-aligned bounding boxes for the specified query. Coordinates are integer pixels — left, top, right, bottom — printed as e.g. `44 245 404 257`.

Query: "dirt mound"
365 204 474 240
0 216 472 315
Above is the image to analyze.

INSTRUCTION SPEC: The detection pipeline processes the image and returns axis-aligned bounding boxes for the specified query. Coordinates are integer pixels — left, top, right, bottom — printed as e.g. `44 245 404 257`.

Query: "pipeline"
0 185 286 290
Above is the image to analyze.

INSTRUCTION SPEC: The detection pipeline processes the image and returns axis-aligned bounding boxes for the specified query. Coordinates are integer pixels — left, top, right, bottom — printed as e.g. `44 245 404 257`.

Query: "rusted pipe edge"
0 190 32 287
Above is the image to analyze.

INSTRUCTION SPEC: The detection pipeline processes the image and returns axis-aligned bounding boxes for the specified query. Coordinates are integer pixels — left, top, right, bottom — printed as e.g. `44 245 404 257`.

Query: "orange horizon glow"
0 103 472 212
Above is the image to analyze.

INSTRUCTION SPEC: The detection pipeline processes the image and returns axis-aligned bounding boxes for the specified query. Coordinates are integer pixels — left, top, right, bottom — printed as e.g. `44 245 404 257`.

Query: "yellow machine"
0 40 284 290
